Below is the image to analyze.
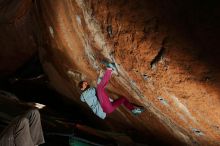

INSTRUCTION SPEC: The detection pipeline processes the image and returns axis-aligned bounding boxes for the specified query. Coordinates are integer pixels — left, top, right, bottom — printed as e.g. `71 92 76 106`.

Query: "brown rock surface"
0 0 37 78
1 0 220 145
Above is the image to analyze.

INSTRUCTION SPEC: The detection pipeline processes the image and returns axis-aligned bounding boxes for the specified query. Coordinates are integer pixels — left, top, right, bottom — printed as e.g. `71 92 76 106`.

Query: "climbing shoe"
131 107 145 116
101 60 119 75
101 61 116 70
107 62 116 70
107 62 119 75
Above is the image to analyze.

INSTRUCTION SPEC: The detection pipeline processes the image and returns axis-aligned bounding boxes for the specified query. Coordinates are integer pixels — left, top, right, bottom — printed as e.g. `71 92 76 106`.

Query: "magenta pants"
97 69 135 114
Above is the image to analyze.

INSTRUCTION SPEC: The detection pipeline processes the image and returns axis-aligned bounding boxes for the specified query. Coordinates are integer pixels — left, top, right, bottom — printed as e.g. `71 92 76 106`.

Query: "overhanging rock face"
1 0 220 145
0 0 37 78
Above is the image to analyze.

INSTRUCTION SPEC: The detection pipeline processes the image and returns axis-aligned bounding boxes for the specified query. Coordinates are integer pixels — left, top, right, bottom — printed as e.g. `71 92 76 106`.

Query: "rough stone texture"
0 0 37 78
1 0 220 145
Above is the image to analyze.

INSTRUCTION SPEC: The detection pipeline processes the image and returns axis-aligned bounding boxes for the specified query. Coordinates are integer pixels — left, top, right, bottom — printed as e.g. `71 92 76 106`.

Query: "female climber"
79 62 144 119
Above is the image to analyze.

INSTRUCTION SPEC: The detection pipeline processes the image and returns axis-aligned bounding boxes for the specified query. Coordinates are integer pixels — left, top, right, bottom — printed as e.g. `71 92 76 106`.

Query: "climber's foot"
101 60 118 75
101 61 116 70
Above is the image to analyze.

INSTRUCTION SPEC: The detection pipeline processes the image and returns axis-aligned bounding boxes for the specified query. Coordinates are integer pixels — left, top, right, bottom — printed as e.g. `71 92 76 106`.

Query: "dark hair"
78 81 90 92
78 81 85 89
